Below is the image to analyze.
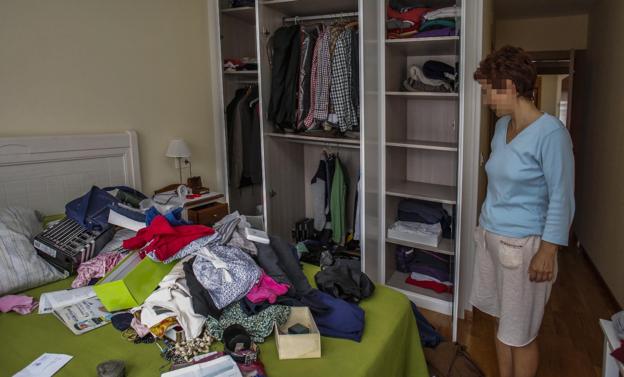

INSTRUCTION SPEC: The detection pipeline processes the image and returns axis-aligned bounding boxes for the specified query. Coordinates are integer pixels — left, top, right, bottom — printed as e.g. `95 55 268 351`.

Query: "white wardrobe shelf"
387 237 454 256
385 36 459 56
386 180 457 204
221 6 256 23
386 139 458 152
266 132 361 148
386 271 453 315
386 91 459 99
223 70 258 76
262 0 358 17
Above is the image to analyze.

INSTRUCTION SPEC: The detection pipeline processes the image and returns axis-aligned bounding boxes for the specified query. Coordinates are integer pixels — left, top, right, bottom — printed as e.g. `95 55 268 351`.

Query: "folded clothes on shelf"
388 221 442 247
395 246 452 282
405 274 453 294
223 57 258 72
423 6 461 21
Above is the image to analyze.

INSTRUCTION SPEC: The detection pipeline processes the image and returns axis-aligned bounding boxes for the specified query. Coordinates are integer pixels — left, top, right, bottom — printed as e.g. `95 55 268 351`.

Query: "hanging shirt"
296 26 319 130
312 28 332 123
330 158 347 244
330 29 358 132
304 28 325 129
479 113 575 246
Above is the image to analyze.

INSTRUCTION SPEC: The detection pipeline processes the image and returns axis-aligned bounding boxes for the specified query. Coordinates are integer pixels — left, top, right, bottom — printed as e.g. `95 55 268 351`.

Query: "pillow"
0 207 67 295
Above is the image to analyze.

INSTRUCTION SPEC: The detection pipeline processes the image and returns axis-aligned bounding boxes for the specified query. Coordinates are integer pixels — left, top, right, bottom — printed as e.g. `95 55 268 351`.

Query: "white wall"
495 14 588 51
0 0 219 194
539 75 559 115
576 0 624 306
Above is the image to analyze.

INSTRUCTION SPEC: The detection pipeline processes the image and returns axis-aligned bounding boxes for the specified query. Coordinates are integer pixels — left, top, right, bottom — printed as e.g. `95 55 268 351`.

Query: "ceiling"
494 0 595 19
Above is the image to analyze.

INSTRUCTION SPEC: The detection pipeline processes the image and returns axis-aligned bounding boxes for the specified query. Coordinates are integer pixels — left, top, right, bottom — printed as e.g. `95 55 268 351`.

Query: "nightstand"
154 185 227 225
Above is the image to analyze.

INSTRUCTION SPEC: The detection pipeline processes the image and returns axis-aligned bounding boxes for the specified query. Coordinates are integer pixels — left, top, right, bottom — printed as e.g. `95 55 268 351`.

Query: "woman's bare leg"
511 339 539 377
495 321 514 377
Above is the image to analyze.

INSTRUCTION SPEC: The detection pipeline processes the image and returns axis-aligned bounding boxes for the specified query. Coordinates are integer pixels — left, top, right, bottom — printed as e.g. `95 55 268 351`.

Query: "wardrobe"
212 0 481 341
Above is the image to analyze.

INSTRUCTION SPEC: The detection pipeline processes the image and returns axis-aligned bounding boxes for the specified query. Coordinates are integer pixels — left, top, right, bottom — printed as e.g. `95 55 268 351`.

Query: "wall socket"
174 157 191 169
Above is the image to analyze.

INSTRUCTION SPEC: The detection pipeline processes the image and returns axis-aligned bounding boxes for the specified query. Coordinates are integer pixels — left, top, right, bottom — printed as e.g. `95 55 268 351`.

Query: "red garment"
612 341 624 363
405 276 454 294
387 6 432 32
122 215 214 261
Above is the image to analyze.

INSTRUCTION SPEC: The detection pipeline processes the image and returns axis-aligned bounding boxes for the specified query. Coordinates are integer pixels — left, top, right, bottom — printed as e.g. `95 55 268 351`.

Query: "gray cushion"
0 207 66 295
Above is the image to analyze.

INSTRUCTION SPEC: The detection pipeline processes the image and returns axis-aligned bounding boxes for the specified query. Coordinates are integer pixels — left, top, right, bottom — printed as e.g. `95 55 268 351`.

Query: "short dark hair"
473 45 537 99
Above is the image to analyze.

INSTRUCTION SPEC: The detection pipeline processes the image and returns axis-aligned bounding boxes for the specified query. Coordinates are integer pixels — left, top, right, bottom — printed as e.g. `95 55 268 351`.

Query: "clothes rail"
283 11 358 23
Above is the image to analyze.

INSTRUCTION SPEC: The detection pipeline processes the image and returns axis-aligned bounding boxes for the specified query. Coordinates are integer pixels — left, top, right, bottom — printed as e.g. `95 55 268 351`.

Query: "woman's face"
479 79 517 117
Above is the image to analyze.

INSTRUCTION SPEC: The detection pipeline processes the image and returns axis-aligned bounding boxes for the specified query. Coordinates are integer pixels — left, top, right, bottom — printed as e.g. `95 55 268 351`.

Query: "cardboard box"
274 307 321 360
93 252 174 312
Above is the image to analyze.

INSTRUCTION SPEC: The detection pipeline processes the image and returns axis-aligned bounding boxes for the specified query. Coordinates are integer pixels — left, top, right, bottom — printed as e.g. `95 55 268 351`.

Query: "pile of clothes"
387 2 459 39
403 60 458 93
391 199 454 294
101 211 374 371
223 57 258 72
268 22 359 133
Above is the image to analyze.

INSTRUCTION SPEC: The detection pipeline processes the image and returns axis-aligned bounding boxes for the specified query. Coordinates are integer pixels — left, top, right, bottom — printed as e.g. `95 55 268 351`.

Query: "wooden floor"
422 246 621 377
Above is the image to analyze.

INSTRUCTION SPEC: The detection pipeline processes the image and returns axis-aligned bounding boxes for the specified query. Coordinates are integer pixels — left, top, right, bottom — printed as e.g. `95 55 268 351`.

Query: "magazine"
53 296 113 335
38 286 96 314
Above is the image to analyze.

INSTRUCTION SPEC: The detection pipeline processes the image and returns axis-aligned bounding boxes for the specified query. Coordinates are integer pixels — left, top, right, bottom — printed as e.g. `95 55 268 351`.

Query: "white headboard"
0 131 142 215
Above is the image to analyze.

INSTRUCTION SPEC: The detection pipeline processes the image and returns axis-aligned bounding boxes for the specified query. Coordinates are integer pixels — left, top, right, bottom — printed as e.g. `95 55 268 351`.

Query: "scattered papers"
13 353 72 377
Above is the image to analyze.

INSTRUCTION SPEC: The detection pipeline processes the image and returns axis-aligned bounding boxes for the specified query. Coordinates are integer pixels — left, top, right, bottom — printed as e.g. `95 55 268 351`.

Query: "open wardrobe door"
216 0 266 230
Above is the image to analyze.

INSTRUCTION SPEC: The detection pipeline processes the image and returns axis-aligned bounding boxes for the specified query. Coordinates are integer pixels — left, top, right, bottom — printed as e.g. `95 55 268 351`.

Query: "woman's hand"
528 241 559 282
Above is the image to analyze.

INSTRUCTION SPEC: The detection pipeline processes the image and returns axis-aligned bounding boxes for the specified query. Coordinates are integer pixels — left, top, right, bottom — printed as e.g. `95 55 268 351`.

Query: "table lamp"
166 139 191 184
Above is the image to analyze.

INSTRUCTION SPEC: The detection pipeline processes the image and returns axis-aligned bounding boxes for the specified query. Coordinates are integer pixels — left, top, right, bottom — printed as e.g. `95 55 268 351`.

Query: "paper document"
39 286 96 314
53 296 112 335
13 353 72 377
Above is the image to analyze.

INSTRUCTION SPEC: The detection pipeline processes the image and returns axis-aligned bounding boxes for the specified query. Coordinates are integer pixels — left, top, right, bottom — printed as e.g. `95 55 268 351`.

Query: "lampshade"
166 139 191 158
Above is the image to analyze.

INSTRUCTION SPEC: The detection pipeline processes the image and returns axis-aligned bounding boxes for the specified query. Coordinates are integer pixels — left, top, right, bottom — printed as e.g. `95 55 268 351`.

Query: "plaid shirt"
313 27 332 123
304 29 324 129
330 29 358 132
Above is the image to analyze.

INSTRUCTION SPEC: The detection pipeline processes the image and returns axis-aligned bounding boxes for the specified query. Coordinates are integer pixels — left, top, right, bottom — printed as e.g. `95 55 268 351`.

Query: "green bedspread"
0 264 427 377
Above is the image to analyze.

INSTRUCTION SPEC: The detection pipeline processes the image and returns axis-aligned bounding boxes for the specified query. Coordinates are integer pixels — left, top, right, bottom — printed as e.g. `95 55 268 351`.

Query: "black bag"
424 342 485 377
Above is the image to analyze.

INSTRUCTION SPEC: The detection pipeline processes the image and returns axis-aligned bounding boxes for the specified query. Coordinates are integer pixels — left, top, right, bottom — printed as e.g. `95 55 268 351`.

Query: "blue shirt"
479 113 575 246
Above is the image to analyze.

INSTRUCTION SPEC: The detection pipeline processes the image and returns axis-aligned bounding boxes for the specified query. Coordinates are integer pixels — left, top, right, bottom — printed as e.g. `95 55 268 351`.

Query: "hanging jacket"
226 88 248 189
239 86 262 187
267 25 301 128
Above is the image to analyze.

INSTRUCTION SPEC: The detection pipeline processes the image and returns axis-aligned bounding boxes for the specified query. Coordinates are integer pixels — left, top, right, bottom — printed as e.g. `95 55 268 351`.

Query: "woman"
471 46 575 377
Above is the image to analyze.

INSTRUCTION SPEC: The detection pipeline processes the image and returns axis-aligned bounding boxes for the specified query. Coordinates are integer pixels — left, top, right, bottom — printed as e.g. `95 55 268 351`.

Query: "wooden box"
274 307 321 360
187 202 229 226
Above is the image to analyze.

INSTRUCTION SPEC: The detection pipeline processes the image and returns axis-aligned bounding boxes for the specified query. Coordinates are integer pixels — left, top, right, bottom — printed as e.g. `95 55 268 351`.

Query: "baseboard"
578 243 622 311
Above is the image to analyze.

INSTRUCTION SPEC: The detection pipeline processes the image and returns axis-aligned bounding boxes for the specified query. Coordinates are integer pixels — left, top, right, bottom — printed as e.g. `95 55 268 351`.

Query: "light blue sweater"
479 113 575 246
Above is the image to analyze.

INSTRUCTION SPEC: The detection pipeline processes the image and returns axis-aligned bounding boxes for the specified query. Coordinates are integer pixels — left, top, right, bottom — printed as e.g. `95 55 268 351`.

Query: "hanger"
249 97 259 108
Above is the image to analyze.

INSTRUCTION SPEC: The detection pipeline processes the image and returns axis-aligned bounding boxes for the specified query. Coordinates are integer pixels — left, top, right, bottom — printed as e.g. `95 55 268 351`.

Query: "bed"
0 132 428 377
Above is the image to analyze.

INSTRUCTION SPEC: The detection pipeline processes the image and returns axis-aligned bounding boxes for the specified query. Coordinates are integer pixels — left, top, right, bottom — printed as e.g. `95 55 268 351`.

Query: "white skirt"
470 226 557 347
